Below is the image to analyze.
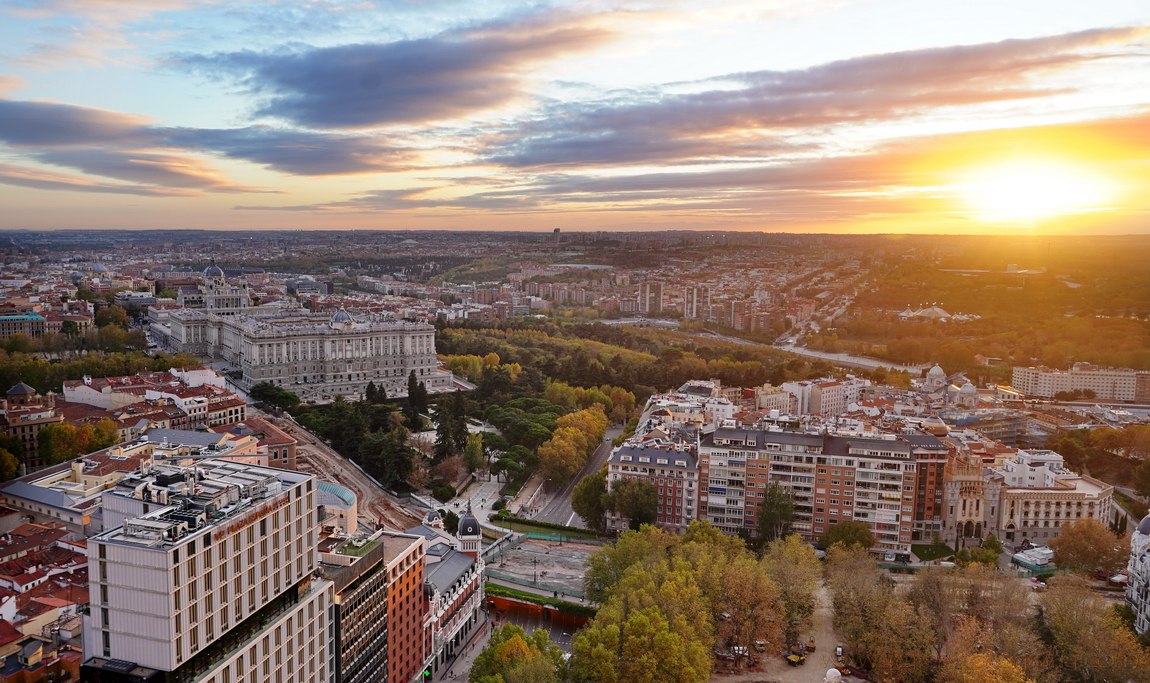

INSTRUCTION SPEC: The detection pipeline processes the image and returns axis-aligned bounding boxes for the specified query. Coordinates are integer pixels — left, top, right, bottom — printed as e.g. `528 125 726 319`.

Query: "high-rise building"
683 286 709 320
639 282 663 315
80 460 335 683
321 530 427 683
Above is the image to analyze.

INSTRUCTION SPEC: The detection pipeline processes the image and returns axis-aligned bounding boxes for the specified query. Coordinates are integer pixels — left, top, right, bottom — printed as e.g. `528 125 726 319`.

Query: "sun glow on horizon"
956 160 1115 225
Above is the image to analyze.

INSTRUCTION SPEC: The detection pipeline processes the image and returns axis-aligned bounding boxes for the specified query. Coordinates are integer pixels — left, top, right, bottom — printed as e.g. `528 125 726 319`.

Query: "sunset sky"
1 1 1149 234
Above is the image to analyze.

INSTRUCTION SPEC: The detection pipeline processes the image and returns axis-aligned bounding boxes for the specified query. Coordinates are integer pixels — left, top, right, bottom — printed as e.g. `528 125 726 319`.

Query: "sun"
956 160 1114 224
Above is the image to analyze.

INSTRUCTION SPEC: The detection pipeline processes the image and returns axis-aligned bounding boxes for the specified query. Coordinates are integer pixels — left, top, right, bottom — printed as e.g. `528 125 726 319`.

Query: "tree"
826 545 892 669
907 567 956 658
1134 458 1150 498
405 370 429 427
570 561 712 683
584 525 677 603
609 478 657 531
866 598 936 683
1048 518 1126 575
0 448 18 482
755 483 794 549
463 432 486 473
820 520 875 550
572 467 610 533
537 428 585 483
939 617 1040 683
471 625 564 683
449 390 469 453
717 556 783 668
1042 574 1150 682
434 402 456 463
943 653 1032 683
762 535 821 645
249 382 301 411
94 305 129 328
357 430 416 486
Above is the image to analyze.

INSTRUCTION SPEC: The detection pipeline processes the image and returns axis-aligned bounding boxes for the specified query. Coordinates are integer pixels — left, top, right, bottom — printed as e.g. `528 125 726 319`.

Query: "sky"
1 1 1149 234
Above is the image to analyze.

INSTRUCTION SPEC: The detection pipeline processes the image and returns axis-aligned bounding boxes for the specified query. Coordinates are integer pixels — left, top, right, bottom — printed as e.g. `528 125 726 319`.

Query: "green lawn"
912 543 955 562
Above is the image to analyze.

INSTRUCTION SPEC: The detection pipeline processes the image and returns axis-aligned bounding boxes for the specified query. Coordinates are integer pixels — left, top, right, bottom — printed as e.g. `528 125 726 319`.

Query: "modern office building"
80 460 335 683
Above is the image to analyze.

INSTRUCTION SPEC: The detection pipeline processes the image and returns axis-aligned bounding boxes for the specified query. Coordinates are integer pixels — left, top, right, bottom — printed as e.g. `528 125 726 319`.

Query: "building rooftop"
94 460 310 549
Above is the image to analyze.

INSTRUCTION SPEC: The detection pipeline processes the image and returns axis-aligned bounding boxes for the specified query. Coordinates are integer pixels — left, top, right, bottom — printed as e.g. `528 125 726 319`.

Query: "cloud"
488 26 1150 167
176 15 613 129
0 99 152 146
0 162 193 196
0 97 418 182
32 149 275 193
164 126 419 175
0 76 24 95
246 110 1150 223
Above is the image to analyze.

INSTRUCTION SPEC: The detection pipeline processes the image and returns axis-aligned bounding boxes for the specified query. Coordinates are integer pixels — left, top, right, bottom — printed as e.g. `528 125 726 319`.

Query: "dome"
457 507 480 538
330 309 354 325
6 382 36 396
961 382 977 394
425 509 441 523
1137 514 1150 538
824 669 843 683
927 364 946 379
203 263 224 278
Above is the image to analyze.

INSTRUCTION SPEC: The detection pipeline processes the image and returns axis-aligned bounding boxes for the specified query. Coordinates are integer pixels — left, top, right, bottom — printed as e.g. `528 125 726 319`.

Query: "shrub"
431 484 456 503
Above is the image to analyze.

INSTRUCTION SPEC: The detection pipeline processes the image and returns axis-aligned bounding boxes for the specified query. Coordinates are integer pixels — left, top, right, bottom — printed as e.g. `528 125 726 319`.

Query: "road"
692 329 930 373
534 426 623 528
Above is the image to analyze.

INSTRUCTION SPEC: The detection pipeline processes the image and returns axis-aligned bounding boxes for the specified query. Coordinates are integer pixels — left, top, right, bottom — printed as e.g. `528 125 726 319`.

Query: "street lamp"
533 557 538 584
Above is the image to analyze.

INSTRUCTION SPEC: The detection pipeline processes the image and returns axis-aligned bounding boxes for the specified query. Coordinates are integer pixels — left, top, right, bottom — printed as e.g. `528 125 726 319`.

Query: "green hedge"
490 510 608 538
485 583 598 618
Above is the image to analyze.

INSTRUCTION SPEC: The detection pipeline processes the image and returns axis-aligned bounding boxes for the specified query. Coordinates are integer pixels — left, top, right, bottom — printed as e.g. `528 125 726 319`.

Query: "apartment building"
698 428 948 552
1012 363 1150 401
320 530 426 683
80 460 335 683
607 443 699 533
1 382 64 470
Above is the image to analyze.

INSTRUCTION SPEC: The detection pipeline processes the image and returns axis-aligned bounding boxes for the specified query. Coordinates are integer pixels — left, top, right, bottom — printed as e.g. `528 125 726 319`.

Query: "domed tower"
924 364 947 392
1127 514 1150 635
329 308 355 331
202 260 225 283
958 381 979 408
457 501 481 558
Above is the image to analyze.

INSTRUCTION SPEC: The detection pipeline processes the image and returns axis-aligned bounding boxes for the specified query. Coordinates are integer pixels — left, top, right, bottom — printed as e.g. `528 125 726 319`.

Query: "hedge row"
485 583 598 618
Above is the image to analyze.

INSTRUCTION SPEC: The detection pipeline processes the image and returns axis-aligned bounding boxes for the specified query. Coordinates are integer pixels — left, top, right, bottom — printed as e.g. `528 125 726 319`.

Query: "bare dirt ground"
490 538 599 599
275 415 423 530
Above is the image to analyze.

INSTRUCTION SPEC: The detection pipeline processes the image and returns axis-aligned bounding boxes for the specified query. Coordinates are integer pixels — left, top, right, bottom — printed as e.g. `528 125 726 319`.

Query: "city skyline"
1 1 1149 234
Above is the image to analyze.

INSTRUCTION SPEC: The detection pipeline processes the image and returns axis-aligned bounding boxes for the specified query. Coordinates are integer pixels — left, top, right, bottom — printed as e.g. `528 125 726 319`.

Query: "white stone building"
1127 514 1150 635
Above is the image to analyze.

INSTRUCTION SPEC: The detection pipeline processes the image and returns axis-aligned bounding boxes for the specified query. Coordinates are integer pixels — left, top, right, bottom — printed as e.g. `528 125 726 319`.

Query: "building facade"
1 383 64 471
607 443 699 533
164 307 451 400
1127 515 1150 635
1012 363 1149 402
321 530 427 683
80 460 334 683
